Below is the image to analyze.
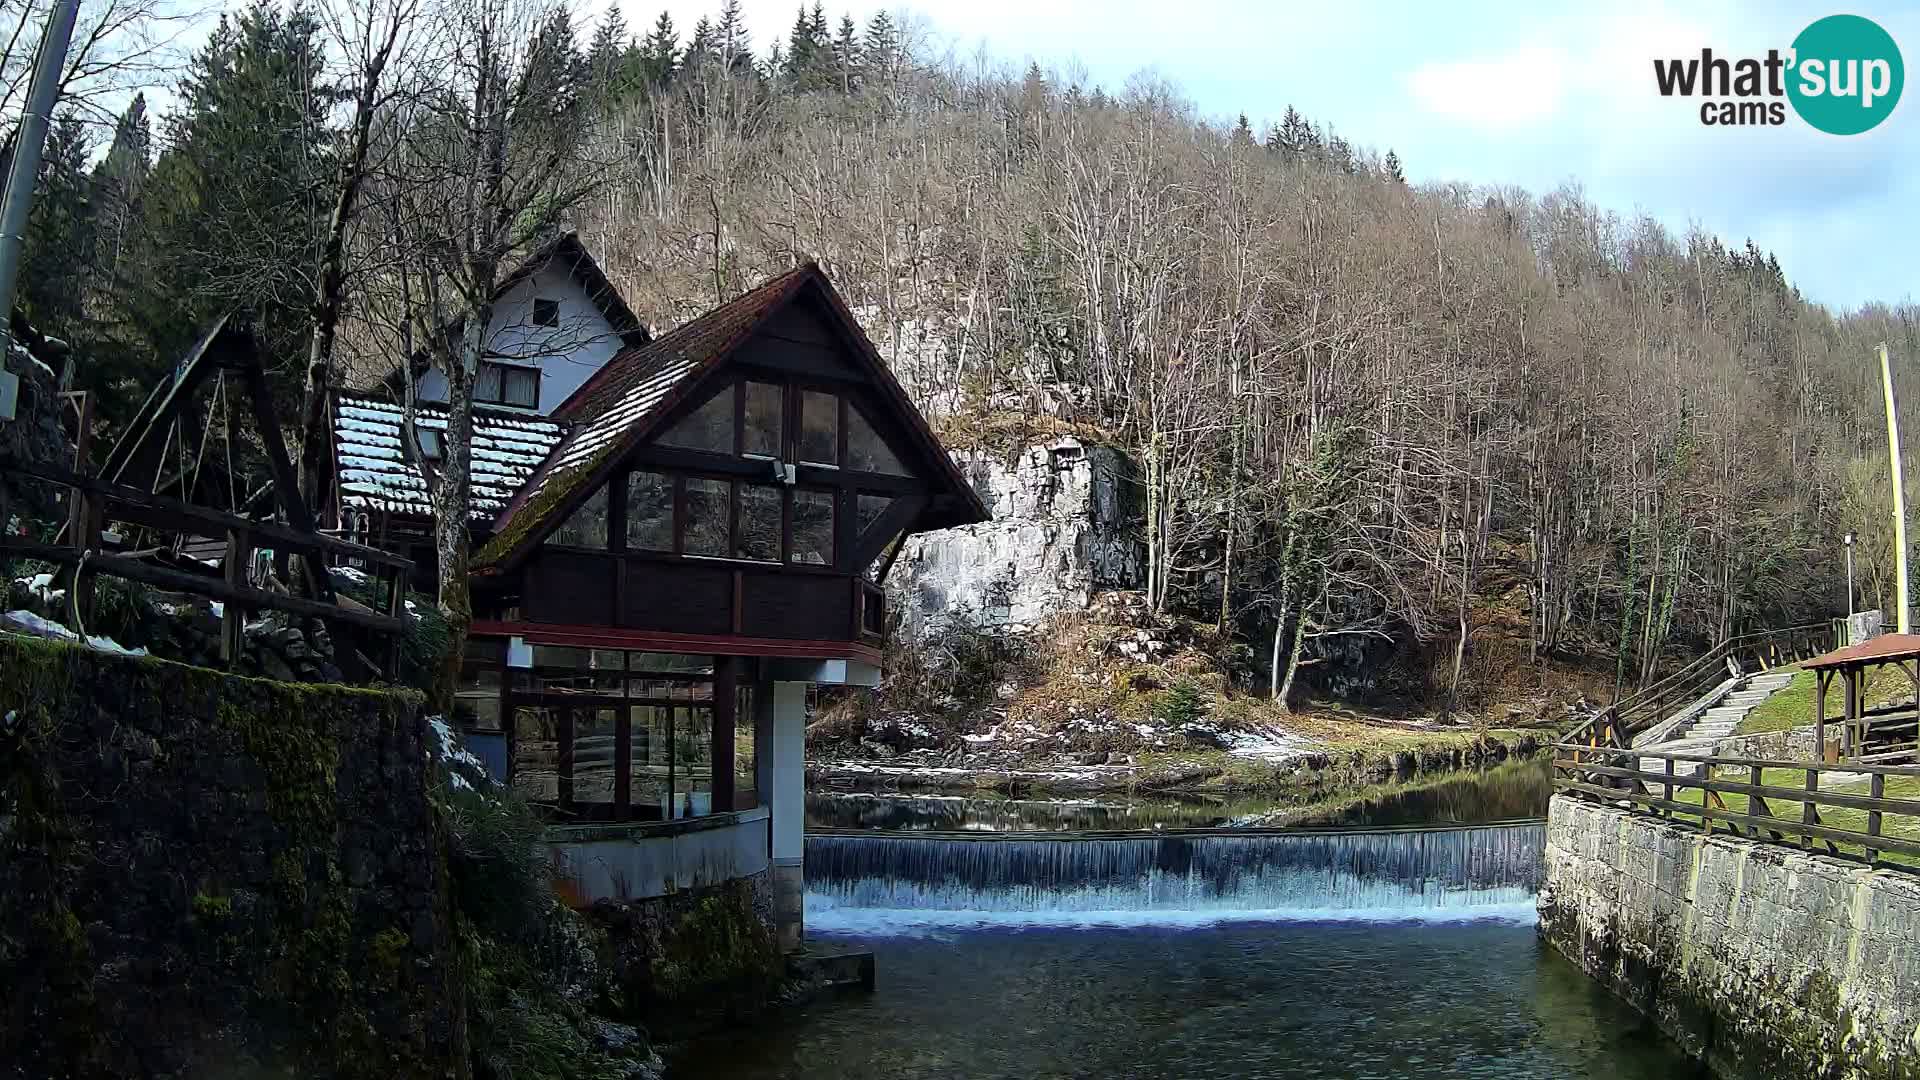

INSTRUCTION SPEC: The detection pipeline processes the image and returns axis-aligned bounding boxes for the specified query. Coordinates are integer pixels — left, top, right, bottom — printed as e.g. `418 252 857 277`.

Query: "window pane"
532 298 560 327
573 707 618 804
549 487 609 547
453 668 501 732
658 387 734 453
672 706 713 819
847 405 909 475
631 704 671 820
630 653 715 675
683 478 729 556
792 490 834 566
744 381 782 457
504 367 539 408
738 484 782 561
734 683 757 810
475 363 504 403
531 645 590 668
625 470 673 551
512 706 559 802
800 390 838 466
856 494 893 536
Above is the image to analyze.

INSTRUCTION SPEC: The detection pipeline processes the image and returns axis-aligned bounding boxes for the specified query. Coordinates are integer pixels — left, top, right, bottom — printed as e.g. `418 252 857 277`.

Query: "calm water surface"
688 915 1702 1079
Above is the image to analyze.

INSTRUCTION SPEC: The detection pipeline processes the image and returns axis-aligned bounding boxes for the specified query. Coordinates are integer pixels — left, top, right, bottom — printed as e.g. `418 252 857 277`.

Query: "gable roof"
332 392 567 521
472 262 990 573
370 230 649 394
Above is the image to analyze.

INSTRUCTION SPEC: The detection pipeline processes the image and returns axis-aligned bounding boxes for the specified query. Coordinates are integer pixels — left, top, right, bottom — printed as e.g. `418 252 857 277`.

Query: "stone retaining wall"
1540 794 1920 1080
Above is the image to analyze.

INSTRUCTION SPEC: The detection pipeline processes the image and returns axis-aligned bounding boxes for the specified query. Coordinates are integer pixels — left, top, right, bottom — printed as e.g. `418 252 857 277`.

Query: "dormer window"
416 428 445 462
476 361 539 410
531 297 561 327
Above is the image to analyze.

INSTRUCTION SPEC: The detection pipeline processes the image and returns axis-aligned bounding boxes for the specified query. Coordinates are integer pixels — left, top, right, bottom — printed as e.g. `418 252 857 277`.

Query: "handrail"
1551 742 1920 868
1563 622 1834 752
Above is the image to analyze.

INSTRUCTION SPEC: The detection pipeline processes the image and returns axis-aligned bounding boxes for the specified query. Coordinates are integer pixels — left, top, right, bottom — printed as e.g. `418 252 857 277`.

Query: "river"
686 764 1702 1079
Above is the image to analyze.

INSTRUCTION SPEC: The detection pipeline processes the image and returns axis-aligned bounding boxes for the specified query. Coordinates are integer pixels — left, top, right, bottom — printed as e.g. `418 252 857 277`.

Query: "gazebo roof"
1804 633 1920 671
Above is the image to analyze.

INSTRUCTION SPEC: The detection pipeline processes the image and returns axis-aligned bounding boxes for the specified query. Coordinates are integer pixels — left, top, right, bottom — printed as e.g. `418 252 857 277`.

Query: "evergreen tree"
833 13 859 93
128 2 336 372
1232 112 1253 147
1383 149 1406 184
685 16 715 72
588 6 632 101
18 112 94 337
1263 123 1282 154
639 10 679 86
717 0 752 73
89 93 149 292
1278 105 1310 155
863 9 897 83
782 3 829 88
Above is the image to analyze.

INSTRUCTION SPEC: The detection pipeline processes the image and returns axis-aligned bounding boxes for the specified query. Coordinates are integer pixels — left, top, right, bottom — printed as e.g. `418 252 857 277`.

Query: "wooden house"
326 250 989 947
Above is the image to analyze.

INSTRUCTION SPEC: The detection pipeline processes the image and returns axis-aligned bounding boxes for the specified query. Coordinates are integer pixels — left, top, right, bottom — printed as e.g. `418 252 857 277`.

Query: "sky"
634 0 1919 313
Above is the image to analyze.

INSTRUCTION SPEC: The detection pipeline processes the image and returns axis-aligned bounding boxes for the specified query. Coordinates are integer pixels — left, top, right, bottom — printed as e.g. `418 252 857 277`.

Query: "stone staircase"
1635 669 1799 778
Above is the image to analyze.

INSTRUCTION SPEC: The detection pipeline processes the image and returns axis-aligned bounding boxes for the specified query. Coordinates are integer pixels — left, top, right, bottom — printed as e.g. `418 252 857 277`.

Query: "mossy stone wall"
0 637 464 1079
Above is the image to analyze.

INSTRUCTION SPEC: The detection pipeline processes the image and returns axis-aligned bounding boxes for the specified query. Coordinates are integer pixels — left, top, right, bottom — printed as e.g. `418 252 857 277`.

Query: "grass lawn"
1737 665 1916 735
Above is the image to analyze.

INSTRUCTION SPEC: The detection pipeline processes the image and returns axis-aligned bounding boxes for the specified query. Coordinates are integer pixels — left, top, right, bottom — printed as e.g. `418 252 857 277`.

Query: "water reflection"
806 757 1552 833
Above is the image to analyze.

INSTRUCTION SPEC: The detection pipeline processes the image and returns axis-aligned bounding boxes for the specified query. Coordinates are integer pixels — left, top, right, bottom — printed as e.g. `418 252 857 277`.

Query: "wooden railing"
1553 742 1920 867
1563 623 1836 755
0 454 411 676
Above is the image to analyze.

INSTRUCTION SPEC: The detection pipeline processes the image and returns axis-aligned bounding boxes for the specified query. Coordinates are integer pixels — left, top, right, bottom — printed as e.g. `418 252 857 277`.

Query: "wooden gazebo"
1804 633 1920 764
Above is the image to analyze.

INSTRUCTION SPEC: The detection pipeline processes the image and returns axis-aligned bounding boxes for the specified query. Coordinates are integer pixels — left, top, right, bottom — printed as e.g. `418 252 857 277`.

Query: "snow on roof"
332 393 566 521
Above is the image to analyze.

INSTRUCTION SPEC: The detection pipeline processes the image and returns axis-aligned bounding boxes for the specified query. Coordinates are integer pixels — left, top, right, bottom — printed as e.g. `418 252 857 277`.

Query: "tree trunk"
430 305 487 712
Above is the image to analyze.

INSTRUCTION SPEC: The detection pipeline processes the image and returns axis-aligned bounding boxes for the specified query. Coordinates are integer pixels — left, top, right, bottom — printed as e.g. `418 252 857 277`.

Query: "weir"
805 821 1544 919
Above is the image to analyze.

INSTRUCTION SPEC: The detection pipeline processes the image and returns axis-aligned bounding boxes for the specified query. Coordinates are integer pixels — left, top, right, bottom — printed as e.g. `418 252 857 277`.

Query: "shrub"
1152 679 1208 729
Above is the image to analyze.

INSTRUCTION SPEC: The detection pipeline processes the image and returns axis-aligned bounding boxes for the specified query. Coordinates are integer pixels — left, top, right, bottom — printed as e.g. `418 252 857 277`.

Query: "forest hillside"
10 0 1910 720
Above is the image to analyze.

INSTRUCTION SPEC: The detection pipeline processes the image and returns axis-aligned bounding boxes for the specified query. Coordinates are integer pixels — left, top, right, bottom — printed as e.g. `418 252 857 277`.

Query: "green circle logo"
1788 14 1903 135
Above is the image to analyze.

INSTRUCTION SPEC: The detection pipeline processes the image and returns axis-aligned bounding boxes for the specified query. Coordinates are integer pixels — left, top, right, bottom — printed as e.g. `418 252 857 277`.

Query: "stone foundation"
1540 794 1920 1080
588 872 782 1034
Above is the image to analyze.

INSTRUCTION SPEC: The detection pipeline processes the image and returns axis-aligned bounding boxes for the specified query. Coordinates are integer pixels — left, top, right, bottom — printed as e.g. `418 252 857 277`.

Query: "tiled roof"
476 266 816 565
1805 632 1920 670
333 393 566 521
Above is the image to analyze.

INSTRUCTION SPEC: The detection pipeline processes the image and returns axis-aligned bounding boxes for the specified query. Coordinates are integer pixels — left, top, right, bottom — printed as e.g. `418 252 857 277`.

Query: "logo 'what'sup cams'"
1653 14 1903 134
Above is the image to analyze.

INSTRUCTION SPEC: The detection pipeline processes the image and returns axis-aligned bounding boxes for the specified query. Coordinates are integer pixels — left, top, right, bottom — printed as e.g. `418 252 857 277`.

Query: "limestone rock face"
889 438 1142 640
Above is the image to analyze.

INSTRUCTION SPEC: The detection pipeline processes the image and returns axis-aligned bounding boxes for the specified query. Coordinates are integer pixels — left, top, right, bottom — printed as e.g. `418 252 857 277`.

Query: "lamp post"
1845 531 1856 617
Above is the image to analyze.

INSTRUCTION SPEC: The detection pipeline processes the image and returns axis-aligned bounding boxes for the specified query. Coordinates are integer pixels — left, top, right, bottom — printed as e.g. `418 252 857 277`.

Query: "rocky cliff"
889 438 1142 640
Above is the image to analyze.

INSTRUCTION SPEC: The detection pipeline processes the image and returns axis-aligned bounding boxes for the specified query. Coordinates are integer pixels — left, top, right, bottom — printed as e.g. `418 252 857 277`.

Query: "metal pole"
0 0 80 353
1845 532 1856 617
1881 343 1910 633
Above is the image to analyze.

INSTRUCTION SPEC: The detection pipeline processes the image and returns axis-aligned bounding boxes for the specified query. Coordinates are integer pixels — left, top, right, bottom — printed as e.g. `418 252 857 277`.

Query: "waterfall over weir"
805 822 1545 931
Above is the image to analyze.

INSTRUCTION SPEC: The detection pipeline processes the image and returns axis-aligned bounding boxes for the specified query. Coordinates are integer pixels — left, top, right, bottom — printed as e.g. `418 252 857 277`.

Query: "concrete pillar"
768 680 807 952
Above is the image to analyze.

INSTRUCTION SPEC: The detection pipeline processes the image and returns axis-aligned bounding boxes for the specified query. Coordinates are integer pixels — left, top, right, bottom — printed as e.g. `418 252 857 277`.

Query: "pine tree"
18 112 94 336
833 13 859 93
1383 149 1406 184
1278 105 1310 155
1263 123 1282 154
89 93 149 289
640 10 679 86
863 9 897 84
129 2 336 368
717 0 752 73
1232 112 1254 147
588 6 631 101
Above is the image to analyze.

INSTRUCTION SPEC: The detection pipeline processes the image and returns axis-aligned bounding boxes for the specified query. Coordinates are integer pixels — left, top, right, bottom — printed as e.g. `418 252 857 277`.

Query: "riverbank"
808 724 1547 800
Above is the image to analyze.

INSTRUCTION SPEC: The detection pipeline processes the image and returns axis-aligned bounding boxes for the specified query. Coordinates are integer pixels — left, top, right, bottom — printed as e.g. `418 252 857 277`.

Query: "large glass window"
847 405 909 475
549 487 609 548
792 490 834 566
856 493 894 537
683 478 729 556
743 381 782 458
625 470 673 551
658 387 734 453
476 361 539 409
800 390 839 466
631 704 671 817
511 705 560 802
738 484 782 561
673 706 713 819
574 707 619 805
454 667 502 732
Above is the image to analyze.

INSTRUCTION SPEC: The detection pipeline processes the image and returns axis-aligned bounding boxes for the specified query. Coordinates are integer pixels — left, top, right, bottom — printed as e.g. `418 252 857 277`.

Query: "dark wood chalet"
331 261 987 827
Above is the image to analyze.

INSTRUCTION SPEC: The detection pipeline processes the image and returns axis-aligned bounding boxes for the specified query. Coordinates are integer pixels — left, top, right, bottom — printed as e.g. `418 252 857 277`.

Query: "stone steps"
1636 670 1800 777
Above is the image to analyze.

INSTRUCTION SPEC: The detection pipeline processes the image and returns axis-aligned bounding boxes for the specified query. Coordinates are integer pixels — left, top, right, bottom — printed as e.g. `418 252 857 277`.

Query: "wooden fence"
0 454 411 676
1553 742 1920 868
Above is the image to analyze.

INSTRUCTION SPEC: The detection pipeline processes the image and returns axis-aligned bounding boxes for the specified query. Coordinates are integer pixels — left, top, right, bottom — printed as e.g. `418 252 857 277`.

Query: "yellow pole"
1881 343 1910 633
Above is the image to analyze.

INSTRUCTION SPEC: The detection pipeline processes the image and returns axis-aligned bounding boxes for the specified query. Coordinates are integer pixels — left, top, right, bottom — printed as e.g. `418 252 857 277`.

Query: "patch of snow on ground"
329 565 370 585
1223 726 1315 762
3 610 146 656
427 715 492 780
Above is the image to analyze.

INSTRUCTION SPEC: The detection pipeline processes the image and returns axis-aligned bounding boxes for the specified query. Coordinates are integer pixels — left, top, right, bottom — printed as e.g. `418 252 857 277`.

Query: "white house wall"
415 263 625 416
